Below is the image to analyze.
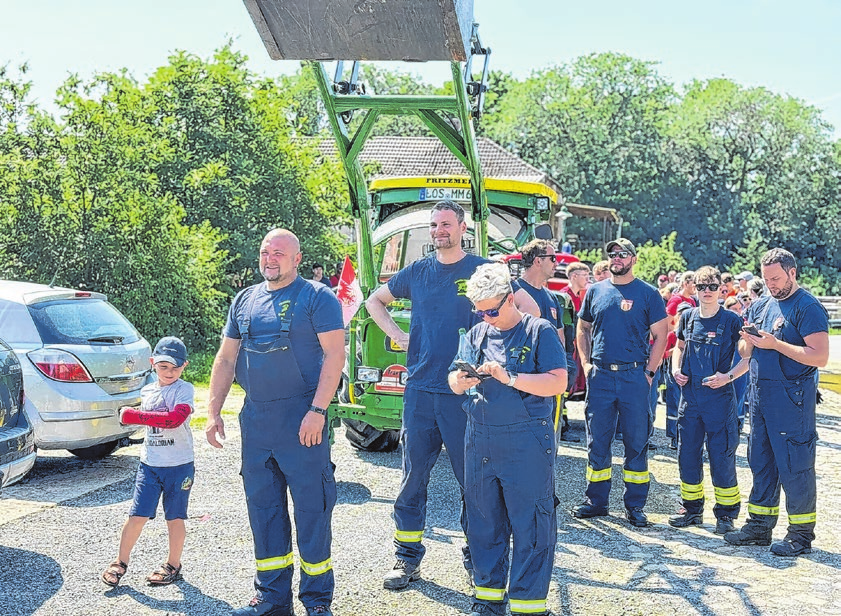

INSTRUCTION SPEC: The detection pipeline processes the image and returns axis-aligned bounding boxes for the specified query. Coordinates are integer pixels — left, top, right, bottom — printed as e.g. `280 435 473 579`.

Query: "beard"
260 266 282 282
770 278 794 299
609 261 633 276
433 236 458 250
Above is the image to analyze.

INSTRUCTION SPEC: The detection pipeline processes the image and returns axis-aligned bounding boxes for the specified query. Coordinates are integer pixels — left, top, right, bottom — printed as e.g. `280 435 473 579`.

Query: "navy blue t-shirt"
512 279 563 330
746 288 828 381
578 278 667 364
388 253 490 393
223 277 344 389
677 307 743 377
457 314 566 421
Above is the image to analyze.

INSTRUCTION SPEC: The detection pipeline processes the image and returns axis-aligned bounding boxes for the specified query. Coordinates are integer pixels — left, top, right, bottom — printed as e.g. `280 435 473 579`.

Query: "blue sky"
2 0 839 137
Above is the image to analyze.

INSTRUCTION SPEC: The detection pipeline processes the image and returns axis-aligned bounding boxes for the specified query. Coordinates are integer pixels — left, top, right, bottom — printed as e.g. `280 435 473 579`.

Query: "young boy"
101 336 195 587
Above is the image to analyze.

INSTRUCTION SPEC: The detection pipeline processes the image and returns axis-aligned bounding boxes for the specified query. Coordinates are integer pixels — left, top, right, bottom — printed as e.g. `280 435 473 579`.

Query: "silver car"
0 281 152 458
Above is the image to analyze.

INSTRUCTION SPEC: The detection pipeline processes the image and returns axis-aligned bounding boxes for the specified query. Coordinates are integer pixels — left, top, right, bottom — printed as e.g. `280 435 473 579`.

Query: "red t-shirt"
666 294 696 316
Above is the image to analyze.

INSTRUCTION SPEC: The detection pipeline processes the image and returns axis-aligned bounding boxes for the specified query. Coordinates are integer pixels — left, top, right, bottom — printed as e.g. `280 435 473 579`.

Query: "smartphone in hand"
454 360 492 380
742 324 761 337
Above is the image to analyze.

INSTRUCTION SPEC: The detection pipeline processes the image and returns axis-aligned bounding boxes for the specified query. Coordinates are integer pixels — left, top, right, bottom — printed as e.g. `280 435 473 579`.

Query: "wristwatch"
506 372 518 388
308 405 327 416
728 373 734 381
644 369 656 379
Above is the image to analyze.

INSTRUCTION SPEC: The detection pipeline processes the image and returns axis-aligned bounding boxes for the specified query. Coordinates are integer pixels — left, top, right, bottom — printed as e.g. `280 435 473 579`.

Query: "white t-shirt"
139 378 195 467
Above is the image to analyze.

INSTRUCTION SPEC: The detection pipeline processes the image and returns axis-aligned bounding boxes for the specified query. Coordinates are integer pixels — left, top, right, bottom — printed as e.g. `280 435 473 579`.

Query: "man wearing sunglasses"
448 263 567 616
513 239 578 442
669 266 749 535
366 200 539 591
572 238 669 527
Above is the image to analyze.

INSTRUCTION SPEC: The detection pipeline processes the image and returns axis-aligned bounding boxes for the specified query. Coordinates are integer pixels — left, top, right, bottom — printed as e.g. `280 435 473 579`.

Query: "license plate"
418 187 472 202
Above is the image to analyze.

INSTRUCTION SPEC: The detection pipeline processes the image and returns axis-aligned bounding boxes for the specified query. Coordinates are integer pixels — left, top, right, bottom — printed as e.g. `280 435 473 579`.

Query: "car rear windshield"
27 299 141 345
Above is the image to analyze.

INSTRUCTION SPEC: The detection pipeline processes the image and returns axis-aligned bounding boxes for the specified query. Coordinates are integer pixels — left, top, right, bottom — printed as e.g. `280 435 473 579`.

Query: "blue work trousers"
393 388 469 567
583 365 651 509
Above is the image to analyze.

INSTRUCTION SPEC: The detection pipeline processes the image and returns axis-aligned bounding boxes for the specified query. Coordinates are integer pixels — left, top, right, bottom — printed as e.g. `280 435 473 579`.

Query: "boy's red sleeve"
119 404 192 429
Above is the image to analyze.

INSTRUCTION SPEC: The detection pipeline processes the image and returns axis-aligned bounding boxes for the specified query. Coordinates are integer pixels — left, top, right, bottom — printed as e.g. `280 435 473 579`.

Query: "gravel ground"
2 384 841 616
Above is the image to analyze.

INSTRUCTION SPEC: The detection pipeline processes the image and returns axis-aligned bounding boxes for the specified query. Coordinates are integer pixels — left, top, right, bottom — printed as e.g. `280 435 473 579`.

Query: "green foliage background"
1 46 839 353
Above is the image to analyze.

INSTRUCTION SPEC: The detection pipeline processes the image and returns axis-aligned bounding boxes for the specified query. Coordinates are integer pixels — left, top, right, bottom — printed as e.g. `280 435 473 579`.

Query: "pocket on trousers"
786 432 817 475
532 496 556 550
297 464 337 513
783 382 805 407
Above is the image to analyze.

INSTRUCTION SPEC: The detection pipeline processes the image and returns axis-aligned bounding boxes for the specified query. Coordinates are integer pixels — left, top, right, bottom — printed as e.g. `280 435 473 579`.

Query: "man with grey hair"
449 262 566 616
725 248 829 556
366 200 538 591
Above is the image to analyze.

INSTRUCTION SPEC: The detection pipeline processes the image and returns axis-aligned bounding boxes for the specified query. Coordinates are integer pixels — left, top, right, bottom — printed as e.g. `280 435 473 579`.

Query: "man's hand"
205 415 226 449
702 372 731 389
299 411 326 447
741 329 778 350
477 360 509 384
394 332 410 352
583 362 594 377
645 372 654 386
673 370 689 386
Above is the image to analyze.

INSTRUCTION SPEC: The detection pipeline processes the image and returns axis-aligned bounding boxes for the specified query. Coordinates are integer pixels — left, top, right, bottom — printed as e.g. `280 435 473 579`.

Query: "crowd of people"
100 200 831 616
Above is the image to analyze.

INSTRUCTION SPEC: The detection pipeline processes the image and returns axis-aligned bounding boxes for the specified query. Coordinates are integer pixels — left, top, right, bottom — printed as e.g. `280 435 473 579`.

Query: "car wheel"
68 440 120 459
342 419 400 453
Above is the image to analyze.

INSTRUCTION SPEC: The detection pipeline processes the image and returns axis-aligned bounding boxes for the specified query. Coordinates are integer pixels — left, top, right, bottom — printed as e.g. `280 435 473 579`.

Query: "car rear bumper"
0 425 37 488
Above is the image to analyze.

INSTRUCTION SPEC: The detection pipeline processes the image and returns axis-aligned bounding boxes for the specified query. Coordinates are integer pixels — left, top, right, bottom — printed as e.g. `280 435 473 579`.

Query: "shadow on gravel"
412 579 472 613
551 524 763 616
352 447 402 469
104 580 233 614
337 480 372 505
62 476 135 508
0 546 62 615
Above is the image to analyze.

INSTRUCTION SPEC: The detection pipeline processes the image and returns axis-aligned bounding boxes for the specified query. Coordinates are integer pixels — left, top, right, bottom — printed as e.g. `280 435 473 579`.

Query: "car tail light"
28 348 93 382
75 292 92 297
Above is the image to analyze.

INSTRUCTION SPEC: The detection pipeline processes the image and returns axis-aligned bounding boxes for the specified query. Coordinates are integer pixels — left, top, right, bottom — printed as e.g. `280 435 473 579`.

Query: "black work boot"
724 524 772 546
625 507 649 528
714 516 736 535
383 559 421 590
669 510 703 528
232 597 295 616
560 417 580 442
571 501 608 519
770 537 812 557
470 602 507 616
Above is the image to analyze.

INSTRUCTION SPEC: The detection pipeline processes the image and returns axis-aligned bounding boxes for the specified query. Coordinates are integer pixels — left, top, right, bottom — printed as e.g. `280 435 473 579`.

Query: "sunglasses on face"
534 254 560 263
696 283 720 292
472 293 510 319
607 251 632 259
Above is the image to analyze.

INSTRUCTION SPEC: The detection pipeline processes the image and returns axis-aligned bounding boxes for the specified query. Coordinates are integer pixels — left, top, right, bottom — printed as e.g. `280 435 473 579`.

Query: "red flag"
336 255 364 327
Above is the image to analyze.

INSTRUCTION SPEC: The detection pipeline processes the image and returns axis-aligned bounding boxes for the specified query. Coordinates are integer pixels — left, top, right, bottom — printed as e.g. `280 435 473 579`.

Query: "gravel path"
2 385 841 616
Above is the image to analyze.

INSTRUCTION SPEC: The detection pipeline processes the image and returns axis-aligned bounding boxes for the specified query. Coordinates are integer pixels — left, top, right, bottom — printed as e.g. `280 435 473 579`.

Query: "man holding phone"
725 248 829 557
669 266 749 535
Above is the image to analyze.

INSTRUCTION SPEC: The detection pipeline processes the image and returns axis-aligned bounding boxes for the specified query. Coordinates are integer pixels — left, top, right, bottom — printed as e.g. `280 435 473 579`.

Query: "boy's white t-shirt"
139 378 195 467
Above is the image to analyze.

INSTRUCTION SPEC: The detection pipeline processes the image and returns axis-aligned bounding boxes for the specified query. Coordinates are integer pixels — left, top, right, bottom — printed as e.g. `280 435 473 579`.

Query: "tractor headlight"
355 366 383 383
535 196 550 211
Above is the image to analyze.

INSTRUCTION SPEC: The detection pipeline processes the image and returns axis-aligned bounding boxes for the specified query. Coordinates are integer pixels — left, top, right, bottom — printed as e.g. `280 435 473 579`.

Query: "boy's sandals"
146 562 183 586
101 560 128 587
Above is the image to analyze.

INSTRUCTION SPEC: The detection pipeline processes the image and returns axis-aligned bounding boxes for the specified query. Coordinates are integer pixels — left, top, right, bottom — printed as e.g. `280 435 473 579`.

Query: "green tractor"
242 0 558 450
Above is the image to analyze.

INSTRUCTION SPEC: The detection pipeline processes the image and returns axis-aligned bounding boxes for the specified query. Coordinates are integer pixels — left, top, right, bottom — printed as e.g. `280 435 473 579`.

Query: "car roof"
0 281 106 305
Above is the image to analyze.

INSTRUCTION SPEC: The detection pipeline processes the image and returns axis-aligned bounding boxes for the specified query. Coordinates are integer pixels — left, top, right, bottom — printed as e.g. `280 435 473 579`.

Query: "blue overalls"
744 327 818 544
464 322 558 616
235 283 336 608
584 362 651 509
676 313 740 520
663 358 680 442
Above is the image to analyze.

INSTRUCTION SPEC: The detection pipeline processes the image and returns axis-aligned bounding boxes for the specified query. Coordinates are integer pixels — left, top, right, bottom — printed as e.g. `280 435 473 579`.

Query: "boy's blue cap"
152 336 187 367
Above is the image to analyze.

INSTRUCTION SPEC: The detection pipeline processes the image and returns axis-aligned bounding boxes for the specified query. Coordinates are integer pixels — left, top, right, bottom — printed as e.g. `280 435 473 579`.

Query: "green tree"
634 233 687 285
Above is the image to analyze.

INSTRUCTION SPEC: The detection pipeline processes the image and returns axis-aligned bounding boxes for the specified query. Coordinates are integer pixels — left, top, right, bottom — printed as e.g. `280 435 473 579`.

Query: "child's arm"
119 404 192 429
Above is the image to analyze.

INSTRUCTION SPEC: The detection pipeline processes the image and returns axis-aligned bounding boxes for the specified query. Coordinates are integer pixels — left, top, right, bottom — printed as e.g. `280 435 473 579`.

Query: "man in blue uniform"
366 200 538 590
512 239 578 443
668 266 749 535
725 248 829 556
572 238 669 527
449 263 567 616
206 229 345 616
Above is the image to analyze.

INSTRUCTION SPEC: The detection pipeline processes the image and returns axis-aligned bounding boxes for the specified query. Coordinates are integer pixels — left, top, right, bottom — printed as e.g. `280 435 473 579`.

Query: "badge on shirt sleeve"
620 299 634 312
550 307 558 321
773 317 785 331
707 332 717 338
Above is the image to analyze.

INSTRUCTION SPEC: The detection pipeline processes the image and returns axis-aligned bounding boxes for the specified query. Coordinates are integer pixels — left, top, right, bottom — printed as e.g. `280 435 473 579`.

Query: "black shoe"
232 598 295 616
669 511 702 528
305 608 332 616
770 538 812 557
560 423 580 442
383 559 421 590
571 502 608 519
470 602 507 616
647 442 656 451
625 508 649 527
724 526 772 546
668 438 678 450
714 517 736 535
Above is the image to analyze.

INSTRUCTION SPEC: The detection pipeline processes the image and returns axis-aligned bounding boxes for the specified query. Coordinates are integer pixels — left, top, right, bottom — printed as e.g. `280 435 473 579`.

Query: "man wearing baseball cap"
572 238 669 527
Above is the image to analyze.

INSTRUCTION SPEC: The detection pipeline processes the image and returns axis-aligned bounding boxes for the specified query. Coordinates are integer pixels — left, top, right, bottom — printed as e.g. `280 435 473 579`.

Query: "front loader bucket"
243 0 474 62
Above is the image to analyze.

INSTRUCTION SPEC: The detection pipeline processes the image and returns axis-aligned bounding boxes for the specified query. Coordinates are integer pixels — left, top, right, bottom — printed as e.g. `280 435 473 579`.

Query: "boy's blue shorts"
129 461 195 521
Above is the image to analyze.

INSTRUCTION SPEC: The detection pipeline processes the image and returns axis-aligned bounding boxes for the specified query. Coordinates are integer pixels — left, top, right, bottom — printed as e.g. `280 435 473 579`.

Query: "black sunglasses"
607 251 632 259
472 293 510 319
696 283 721 292
534 254 560 263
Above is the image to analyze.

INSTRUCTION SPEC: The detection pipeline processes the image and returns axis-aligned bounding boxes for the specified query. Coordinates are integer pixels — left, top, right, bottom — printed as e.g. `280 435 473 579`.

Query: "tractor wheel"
342 419 400 453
